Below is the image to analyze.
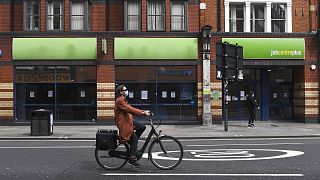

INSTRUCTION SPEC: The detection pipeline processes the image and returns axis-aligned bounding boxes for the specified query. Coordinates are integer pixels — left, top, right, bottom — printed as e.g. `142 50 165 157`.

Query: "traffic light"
215 42 243 80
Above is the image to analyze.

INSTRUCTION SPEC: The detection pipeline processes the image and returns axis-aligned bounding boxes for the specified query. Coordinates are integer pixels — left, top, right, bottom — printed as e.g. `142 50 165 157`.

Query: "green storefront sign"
12 38 97 60
222 38 305 59
114 38 198 60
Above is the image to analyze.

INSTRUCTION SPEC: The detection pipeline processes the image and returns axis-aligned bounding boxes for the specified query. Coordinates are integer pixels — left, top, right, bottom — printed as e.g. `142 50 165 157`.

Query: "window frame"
229 3 244 32
124 0 141 31
250 3 265 32
170 0 187 32
271 3 286 32
46 0 65 31
147 0 166 32
70 0 89 31
23 0 40 31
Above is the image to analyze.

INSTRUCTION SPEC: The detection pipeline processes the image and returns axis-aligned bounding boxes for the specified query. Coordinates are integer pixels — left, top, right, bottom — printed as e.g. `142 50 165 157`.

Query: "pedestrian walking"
114 85 150 167
246 90 260 127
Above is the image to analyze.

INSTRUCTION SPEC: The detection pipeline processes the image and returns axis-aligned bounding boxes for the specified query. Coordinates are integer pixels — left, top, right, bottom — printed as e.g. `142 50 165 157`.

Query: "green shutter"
114 38 198 60
12 38 97 60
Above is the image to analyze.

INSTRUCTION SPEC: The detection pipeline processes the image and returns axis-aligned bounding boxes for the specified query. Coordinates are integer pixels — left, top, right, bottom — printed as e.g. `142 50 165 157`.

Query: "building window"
70 0 88 30
125 1 140 31
229 4 244 32
171 1 186 31
47 1 64 30
271 4 286 32
24 0 40 31
147 0 165 31
251 4 265 32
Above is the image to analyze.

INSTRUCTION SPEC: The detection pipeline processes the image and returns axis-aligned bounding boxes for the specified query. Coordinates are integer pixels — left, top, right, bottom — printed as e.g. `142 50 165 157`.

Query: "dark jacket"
246 93 259 110
114 96 142 142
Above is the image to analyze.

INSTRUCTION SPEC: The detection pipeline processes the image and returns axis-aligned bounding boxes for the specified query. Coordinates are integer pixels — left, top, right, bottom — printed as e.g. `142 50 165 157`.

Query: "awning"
12 38 97 60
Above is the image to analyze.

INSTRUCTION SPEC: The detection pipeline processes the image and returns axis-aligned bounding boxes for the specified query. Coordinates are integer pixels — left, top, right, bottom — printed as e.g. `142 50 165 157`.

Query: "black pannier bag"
96 129 118 150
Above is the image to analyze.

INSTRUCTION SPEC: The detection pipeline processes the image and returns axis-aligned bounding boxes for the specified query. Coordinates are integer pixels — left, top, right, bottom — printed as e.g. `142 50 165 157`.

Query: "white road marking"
0 140 95 142
101 173 304 177
187 143 303 146
180 137 320 141
146 149 304 161
0 146 94 149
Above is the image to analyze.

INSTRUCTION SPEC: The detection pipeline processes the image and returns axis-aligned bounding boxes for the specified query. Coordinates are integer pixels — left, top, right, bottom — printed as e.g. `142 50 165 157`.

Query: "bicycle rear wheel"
149 135 183 170
95 143 129 170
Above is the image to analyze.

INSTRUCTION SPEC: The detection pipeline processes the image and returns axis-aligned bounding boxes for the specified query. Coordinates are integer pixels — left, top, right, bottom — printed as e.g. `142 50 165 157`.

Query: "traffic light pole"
222 79 229 131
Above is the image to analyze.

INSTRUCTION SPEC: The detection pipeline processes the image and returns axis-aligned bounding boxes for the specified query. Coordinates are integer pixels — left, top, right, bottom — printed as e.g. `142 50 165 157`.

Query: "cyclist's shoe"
135 150 143 160
128 156 141 168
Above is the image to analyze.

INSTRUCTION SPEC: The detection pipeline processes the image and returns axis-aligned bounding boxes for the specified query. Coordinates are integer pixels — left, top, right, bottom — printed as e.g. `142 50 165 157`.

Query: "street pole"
222 79 229 131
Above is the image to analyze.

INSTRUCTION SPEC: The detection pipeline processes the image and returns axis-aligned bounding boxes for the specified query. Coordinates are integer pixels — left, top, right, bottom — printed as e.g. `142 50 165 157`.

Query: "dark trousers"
248 108 256 124
130 121 146 156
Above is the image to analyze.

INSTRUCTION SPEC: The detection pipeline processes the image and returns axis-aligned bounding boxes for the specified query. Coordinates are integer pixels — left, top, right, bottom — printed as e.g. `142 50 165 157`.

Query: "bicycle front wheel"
95 143 129 170
149 135 183 170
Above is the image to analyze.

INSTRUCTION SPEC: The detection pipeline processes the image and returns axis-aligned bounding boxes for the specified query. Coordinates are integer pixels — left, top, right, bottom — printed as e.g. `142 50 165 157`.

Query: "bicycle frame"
136 117 167 159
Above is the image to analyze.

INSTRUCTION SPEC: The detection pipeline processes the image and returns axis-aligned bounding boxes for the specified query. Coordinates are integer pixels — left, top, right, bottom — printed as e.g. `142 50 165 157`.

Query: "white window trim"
225 0 292 32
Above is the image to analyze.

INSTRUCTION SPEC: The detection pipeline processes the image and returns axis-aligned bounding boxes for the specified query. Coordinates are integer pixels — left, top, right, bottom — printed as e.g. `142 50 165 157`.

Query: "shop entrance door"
269 83 293 120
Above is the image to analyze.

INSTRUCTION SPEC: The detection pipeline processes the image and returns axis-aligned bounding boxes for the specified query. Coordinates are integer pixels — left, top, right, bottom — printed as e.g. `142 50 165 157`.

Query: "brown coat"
114 96 142 142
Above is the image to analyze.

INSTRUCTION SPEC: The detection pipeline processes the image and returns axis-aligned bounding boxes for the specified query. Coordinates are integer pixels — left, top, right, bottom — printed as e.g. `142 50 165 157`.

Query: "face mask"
124 90 129 97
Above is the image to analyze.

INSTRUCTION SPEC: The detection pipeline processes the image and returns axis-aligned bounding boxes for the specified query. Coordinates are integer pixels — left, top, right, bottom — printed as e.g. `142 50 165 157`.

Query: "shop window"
251 4 265 32
14 66 97 121
70 0 88 30
147 0 165 31
116 66 197 123
125 1 141 31
47 0 64 30
271 4 286 32
229 4 244 32
24 0 40 31
171 1 186 31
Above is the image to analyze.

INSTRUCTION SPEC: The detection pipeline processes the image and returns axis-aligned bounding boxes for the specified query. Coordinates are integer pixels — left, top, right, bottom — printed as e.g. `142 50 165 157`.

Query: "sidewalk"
1 121 320 140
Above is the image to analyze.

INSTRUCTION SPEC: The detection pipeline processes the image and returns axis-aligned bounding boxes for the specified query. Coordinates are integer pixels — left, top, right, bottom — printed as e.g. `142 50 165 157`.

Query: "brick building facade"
0 0 319 124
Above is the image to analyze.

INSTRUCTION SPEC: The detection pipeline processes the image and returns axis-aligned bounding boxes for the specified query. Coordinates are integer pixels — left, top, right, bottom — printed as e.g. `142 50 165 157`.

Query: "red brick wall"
165 0 170 32
292 0 310 32
188 3 200 32
141 0 147 32
0 37 12 61
40 0 46 32
90 1 106 32
13 2 24 31
65 0 70 32
109 0 124 31
0 2 10 32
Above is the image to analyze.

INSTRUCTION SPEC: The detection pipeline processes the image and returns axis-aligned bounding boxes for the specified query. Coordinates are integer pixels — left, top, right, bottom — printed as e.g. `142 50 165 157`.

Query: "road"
0 137 319 180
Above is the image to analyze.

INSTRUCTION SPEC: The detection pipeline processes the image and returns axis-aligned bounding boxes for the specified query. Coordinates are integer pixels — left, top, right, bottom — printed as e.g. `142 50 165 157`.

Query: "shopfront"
116 66 197 124
12 38 97 122
114 37 198 124
222 38 305 121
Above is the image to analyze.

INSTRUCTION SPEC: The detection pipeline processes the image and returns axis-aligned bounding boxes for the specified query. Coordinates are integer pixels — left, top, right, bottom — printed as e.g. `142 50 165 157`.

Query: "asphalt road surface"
0 137 319 180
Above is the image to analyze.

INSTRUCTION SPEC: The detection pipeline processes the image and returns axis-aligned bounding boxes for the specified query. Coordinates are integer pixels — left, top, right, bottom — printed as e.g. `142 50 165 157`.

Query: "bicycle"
95 113 184 170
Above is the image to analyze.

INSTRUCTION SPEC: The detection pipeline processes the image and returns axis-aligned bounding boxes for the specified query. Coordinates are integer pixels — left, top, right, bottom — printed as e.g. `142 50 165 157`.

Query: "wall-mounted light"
200 3 206 10
102 39 107 55
310 64 316 71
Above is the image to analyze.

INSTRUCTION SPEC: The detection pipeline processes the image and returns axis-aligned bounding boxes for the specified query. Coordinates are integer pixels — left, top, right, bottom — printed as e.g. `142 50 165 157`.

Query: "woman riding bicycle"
114 85 150 167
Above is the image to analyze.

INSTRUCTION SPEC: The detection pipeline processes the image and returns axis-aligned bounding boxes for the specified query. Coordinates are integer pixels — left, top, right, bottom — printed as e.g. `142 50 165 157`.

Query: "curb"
0 135 320 140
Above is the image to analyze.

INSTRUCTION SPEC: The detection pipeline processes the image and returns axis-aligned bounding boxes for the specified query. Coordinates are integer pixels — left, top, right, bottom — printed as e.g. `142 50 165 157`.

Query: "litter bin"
31 109 53 136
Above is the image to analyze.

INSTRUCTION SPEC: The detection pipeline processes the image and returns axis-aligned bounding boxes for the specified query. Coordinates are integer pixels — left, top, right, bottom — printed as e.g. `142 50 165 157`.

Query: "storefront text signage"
222 38 305 59
158 69 193 76
16 73 70 83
